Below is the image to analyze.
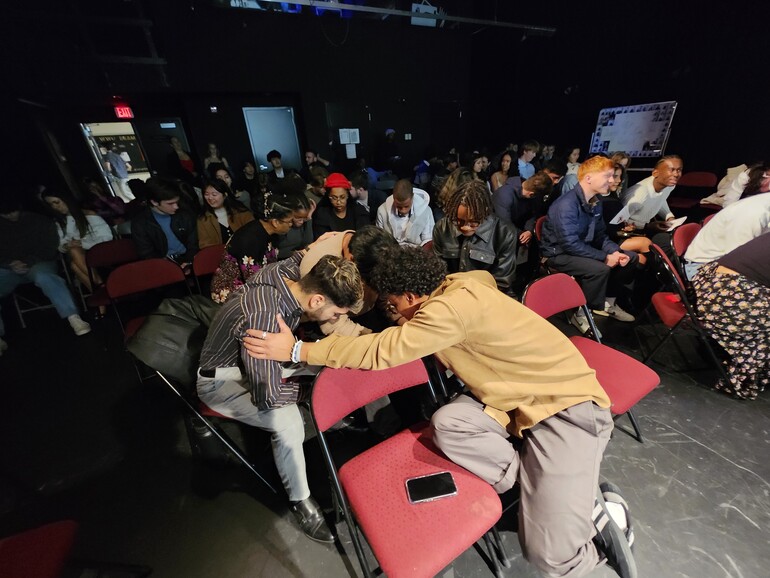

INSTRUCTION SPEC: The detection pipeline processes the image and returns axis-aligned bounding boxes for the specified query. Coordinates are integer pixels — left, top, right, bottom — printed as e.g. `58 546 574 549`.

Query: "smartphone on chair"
405 471 458 504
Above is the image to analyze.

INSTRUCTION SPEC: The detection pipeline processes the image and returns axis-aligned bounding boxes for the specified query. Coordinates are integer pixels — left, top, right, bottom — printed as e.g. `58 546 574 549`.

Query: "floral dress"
210 220 278 303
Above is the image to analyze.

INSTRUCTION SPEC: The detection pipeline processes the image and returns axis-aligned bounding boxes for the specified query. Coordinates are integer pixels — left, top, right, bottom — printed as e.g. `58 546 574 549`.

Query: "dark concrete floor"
0 301 767 578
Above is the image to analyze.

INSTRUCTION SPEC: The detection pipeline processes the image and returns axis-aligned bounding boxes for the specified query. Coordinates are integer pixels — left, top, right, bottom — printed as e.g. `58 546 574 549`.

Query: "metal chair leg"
483 532 505 578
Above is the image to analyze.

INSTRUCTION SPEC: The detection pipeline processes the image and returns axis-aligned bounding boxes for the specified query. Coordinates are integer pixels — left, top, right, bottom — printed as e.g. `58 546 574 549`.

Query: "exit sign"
114 105 134 119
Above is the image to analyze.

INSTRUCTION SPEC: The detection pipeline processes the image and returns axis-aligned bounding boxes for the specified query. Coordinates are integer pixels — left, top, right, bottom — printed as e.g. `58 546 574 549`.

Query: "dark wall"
468 2 770 172
1 1 768 194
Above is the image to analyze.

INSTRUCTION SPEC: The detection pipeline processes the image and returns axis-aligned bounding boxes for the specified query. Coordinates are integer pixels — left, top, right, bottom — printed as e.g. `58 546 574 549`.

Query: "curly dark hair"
370 247 447 296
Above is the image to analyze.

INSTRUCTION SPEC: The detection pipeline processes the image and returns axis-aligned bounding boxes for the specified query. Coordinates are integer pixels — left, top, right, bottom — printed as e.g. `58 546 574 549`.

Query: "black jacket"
432 215 518 295
131 208 198 262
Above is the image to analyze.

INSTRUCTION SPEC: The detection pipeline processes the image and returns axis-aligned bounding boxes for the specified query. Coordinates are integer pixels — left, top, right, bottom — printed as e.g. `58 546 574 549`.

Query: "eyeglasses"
277 218 294 225
454 218 481 229
385 302 398 314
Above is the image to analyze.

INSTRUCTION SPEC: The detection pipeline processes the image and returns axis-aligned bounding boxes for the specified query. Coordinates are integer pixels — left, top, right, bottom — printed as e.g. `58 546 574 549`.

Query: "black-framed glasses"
454 218 480 229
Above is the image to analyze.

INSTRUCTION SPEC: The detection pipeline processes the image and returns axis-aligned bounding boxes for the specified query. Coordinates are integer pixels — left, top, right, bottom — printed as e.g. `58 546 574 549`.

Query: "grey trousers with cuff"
196 367 310 502
431 394 613 577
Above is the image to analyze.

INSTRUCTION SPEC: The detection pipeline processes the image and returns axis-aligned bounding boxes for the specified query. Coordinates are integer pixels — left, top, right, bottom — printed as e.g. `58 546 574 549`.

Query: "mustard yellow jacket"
308 270 610 437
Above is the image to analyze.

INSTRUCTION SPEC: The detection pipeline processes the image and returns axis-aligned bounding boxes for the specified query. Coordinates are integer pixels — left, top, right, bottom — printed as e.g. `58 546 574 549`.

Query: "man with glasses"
432 180 518 295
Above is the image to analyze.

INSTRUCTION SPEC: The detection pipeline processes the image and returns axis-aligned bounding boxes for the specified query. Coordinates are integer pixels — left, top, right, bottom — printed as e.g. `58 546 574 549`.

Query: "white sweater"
58 214 113 251
684 192 770 264
621 176 675 228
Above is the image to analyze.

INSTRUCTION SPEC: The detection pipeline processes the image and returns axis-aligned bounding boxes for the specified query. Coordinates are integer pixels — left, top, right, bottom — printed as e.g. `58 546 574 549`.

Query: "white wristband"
291 340 303 364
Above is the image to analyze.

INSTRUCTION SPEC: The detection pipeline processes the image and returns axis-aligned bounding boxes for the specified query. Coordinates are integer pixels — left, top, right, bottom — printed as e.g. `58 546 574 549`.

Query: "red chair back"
671 222 701 257
86 238 139 269
535 215 547 241
702 212 718 227
312 360 430 432
677 171 717 188
106 258 187 300
193 244 225 277
522 272 585 319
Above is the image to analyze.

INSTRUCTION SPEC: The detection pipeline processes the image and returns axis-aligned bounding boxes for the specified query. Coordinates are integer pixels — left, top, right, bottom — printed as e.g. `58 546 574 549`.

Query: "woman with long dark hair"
42 190 113 291
197 178 254 249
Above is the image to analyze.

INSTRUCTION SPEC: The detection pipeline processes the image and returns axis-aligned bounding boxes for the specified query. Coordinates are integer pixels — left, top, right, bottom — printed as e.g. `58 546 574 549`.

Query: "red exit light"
114 106 134 119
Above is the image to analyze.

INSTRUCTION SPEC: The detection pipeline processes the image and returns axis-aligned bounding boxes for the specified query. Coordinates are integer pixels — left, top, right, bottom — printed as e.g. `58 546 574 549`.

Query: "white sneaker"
68 315 92 336
604 303 635 323
0 337 7 356
570 311 602 339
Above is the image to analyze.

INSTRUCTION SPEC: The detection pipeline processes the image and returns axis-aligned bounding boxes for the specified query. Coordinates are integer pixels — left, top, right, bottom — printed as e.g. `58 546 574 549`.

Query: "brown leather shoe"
290 496 334 543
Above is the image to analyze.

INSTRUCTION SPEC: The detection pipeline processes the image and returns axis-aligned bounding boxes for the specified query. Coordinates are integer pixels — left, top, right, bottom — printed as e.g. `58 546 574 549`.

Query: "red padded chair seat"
198 400 229 419
570 337 660 415
0 520 78 578
651 292 686 328
667 197 699 210
339 423 501 578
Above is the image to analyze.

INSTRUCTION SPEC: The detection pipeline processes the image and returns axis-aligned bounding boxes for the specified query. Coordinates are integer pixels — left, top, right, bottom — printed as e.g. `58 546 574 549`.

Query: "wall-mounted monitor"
589 101 677 158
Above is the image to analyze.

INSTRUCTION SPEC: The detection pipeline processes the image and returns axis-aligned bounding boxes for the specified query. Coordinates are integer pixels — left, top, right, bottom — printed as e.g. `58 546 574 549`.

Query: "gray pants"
196 367 309 502
431 395 613 577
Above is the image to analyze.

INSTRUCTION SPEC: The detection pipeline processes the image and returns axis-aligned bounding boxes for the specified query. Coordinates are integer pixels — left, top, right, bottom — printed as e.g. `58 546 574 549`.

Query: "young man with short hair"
130 178 198 265
243 247 636 578
198 253 363 543
541 156 638 332
375 179 434 247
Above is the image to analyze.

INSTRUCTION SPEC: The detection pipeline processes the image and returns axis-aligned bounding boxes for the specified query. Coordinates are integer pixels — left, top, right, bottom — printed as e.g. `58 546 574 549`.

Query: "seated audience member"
621 155 683 234
433 167 475 223
197 179 254 249
692 234 770 400
214 167 250 214
306 166 329 206
312 173 369 239
0 196 91 348
489 150 514 192
210 192 299 303
42 190 113 292
541 156 638 333
202 142 230 177
466 151 487 182
198 254 363 543
167 136 200 186
536 143 556 169
81 177 126 224
277 190 315 259
493 172 553 287
131 178 198 265
349 170 387 224
701 162 770 207
684 191 770 279
375 179 434 248
517 140 540 180
433 180 518 295
244 247 636 578
559 146 582 193
609 152 631 197
536 158 569 217
266 149 297 187
299 149 331 182
234 160 259 200
300 225 399 336
600 164 653 265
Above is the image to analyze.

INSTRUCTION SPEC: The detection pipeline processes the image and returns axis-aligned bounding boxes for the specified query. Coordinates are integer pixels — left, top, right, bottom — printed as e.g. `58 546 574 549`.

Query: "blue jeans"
0 261 78 337
196 367 310 502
